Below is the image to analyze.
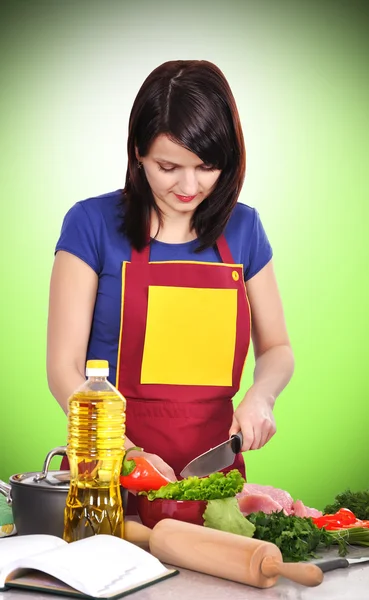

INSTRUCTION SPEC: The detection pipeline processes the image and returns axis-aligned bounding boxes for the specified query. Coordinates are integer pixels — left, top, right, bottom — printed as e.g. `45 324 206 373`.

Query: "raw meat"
237 483 293 514
236 483 322 518
237 493 284 516
292 499 322 518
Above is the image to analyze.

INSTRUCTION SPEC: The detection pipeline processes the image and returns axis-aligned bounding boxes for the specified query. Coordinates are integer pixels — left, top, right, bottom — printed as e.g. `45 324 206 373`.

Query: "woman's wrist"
240 385 276 410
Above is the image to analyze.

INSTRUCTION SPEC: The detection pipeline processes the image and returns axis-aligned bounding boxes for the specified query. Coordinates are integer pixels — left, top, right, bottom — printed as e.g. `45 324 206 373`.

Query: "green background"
0 0 368 511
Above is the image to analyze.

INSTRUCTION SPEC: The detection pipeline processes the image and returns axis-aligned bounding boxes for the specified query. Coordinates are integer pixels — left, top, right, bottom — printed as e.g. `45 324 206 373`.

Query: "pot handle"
33 446 67 483
0 480 12 505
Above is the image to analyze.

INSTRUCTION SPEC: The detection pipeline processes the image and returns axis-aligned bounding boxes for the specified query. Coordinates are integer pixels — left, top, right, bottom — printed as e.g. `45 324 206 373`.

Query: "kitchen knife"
180 432 243 478
312 556 369 572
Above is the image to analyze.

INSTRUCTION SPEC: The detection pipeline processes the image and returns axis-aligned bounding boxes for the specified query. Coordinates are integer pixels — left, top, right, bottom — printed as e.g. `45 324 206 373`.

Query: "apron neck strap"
216 234 235 264
130 234 235 264
131 243 150 263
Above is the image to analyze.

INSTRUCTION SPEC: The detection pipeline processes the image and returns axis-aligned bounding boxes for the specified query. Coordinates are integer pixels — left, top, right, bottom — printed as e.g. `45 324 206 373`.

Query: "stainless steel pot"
0 446 128 538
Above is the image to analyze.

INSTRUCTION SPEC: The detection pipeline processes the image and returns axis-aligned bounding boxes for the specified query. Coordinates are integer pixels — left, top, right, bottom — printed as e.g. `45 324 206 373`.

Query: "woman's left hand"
229 391 276 451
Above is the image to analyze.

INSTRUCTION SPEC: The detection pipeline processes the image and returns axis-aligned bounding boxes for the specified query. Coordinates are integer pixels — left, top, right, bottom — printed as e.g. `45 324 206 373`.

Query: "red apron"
62 235 251 513
118 235 251 512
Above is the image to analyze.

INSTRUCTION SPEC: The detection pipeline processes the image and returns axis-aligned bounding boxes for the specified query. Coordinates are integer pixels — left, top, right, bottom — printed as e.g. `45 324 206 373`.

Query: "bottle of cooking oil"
63 360 126 542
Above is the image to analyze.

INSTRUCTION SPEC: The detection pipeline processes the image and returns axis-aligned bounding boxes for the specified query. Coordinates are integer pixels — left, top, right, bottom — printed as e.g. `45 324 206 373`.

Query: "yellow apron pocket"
141 286 237 386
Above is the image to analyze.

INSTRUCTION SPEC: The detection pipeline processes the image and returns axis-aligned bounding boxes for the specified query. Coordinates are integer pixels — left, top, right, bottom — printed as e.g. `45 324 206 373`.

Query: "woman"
47 60 294 494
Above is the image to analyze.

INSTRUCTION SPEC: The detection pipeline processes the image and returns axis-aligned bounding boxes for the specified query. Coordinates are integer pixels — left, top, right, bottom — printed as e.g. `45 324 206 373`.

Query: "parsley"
247 511 335 562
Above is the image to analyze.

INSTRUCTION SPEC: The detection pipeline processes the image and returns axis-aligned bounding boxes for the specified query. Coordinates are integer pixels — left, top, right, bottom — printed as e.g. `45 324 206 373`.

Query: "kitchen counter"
2 546 369 600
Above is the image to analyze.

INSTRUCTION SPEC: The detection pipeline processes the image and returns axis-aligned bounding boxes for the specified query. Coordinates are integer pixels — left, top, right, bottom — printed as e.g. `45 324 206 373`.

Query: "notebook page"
0 535 66 587
93 561 171 597
14 534 168 597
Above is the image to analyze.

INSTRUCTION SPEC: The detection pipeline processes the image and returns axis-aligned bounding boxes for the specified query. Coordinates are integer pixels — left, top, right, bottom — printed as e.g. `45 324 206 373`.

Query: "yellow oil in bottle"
63 361 126 543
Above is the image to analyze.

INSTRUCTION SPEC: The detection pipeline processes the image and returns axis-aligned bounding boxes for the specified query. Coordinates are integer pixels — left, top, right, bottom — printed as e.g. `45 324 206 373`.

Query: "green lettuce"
141 469 245 501
203 497 255 537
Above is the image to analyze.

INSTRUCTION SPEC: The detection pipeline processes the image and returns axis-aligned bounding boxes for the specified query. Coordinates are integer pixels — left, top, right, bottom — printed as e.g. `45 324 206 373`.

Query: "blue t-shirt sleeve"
244 209 273 281
55 202 101 274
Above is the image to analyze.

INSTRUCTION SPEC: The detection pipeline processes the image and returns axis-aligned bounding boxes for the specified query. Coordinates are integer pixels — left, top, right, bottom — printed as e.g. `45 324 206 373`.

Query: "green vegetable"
247 511 335 562
203 498 255 537
328 527 369 552
140 469 245 501
324 490 369 521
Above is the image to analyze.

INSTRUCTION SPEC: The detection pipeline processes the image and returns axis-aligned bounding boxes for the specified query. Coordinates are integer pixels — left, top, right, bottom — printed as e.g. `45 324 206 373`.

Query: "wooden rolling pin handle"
260 556 324 587
124 520 151 549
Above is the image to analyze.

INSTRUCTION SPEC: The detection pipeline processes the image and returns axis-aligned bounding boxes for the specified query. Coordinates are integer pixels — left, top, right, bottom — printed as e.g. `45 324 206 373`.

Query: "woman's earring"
137 160 142 169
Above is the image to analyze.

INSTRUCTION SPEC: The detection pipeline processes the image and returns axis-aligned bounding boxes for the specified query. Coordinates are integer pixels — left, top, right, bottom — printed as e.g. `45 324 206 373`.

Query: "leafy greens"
140 469 245 501
246 511 335 562
203 497 255 537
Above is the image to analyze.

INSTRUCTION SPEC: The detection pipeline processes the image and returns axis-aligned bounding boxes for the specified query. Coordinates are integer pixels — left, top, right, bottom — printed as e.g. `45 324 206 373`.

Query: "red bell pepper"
313 508 367 530
313 515 343 529
335 508 357 526
359 521 369 528
120 446 171 492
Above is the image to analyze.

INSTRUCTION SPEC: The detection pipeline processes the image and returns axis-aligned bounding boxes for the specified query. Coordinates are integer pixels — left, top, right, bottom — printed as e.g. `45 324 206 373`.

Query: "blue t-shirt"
55 190 272 385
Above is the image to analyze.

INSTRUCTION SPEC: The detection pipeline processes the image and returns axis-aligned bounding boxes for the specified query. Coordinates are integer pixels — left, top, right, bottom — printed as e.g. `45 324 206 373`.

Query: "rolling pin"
124 520 151 550
124 518 324 589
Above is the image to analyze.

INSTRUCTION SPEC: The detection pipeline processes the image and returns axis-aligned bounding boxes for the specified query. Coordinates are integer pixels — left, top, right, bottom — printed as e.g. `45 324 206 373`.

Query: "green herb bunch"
247 511 335 562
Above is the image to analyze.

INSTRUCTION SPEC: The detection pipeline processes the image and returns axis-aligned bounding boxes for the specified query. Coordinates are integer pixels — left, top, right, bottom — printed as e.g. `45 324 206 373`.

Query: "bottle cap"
86 360 109 377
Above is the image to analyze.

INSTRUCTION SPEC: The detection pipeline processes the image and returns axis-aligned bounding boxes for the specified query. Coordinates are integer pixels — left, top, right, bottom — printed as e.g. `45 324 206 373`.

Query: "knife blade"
180 432 243 478
312 556 369 572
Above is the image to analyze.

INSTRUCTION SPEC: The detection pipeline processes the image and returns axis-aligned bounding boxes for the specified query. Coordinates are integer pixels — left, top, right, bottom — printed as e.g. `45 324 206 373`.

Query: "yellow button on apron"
141 285 237 386
232 271 239 281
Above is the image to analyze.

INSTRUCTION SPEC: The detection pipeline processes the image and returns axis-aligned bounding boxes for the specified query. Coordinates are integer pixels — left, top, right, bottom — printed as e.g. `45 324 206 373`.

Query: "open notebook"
0 534 178 599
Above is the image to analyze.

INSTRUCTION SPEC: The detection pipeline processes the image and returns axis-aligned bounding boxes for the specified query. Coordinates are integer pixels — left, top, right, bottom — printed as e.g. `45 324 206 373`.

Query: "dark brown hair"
122 60 246 251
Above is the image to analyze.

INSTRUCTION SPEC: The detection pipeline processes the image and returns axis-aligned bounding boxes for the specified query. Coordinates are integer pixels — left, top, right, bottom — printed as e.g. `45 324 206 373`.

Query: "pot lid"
10 470 70 491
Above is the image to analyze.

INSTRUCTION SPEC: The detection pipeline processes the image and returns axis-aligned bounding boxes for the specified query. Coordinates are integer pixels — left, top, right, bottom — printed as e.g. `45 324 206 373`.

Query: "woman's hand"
141 451 177 482
125 448 177 483
121 449 177 495
229 391 276 451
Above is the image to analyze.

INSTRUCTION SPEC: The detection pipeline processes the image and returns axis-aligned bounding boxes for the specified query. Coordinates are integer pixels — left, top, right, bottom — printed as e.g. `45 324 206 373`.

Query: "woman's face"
138 134 221 217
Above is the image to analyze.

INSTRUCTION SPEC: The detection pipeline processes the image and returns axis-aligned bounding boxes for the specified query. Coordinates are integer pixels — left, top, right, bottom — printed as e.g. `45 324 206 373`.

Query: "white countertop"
2 516 369 599
2 547 369 600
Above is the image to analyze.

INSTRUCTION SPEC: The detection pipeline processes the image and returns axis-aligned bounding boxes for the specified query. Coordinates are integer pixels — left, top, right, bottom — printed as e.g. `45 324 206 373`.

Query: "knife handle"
230 432 243 453
312 558 349 572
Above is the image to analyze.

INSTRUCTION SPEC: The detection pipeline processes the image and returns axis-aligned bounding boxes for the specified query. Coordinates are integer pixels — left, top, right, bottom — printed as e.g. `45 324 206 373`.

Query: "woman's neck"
150 208 197 243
